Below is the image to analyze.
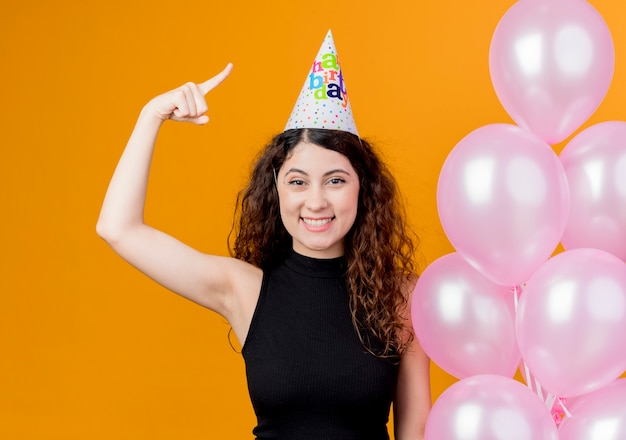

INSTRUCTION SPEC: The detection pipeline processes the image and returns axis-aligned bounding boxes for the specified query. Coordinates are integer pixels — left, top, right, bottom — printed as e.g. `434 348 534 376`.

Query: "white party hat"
284 30 359 136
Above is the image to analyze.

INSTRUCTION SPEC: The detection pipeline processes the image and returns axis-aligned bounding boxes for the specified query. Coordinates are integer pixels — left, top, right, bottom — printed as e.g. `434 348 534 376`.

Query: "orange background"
2 0 626 438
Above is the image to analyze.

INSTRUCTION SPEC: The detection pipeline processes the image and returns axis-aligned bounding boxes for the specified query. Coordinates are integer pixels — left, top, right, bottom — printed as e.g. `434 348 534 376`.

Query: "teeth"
302 218 332 227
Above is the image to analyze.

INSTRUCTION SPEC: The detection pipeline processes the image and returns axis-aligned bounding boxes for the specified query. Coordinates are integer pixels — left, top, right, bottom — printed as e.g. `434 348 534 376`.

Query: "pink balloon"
425 375 559 440
559 379 626 439
411 253 520 379
489 0 614 144
437 124 569 286
560 121 626 261
516 248 626 398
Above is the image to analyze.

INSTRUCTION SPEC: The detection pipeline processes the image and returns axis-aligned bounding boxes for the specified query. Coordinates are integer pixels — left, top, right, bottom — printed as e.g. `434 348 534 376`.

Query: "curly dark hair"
229 128 418 357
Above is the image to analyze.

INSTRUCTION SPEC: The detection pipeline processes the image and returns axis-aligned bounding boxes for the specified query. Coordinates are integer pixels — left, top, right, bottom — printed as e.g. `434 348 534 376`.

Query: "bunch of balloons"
411 0 626 438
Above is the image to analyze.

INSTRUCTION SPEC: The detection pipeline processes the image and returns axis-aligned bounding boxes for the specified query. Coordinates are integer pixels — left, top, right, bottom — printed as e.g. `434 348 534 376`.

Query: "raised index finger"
199 63 233 95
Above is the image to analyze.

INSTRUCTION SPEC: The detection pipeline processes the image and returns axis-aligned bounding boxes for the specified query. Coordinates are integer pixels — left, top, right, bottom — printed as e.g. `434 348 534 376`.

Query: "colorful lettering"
307 53 349 104
312 60 323 73
314 84 328 100
320 53 338 70
326 83 342 100
309 73 324 90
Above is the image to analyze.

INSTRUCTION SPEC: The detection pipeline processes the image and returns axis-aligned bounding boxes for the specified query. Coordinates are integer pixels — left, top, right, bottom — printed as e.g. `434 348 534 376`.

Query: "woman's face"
276 141 360 259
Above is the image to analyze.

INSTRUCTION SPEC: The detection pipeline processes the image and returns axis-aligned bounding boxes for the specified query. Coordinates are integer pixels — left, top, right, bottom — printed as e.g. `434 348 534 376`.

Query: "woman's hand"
144 63 233 125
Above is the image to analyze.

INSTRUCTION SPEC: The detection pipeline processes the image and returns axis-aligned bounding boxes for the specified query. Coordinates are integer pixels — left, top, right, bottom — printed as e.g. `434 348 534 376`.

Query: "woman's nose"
305 186 328 210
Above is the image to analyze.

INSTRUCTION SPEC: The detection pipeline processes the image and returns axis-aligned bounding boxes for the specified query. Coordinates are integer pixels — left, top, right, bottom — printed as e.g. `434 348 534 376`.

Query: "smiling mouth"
301 217 334 227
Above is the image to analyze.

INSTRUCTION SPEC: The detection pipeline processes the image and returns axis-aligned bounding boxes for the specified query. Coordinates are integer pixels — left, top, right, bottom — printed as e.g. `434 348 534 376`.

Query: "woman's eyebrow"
284 167 308 176
323 169 351 177
284 168 351 176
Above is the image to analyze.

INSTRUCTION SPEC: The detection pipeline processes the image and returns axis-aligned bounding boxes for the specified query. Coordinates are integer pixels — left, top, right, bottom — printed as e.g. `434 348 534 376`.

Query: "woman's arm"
96 64 259 320
393 336 431 439
393 281 432 439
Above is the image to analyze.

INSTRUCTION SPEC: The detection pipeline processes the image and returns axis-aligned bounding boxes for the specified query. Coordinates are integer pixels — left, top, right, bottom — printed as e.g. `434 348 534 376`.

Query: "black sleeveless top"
242 251 399 440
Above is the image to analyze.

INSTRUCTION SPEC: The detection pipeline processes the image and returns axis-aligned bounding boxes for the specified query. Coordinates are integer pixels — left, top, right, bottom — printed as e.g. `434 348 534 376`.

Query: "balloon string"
514 286 535 395
512 285 520 311
515 285 545 401
534 372 545 400
545 393 556 409
550 396 572 426
558 397 573 419
512 284 568 426
523 361 533 391
522 359 550 402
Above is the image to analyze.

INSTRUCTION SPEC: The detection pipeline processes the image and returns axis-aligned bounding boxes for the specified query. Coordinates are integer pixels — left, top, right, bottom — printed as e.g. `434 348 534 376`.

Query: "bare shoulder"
398 274 419 341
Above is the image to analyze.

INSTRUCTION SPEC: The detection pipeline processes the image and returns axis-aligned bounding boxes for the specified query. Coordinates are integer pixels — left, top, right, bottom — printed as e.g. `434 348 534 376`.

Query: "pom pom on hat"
284 30 359 136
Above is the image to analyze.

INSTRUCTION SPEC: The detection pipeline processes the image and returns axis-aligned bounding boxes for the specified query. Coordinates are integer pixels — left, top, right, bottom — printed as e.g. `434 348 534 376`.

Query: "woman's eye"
328 178 346 185
288 179 306 186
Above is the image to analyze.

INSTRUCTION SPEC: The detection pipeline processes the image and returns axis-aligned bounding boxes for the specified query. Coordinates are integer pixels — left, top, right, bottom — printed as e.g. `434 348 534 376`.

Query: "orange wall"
1 0 625 438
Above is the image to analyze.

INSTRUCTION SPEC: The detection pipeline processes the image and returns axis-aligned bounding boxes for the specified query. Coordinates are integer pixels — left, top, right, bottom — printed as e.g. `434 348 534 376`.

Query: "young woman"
97 62 431 439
